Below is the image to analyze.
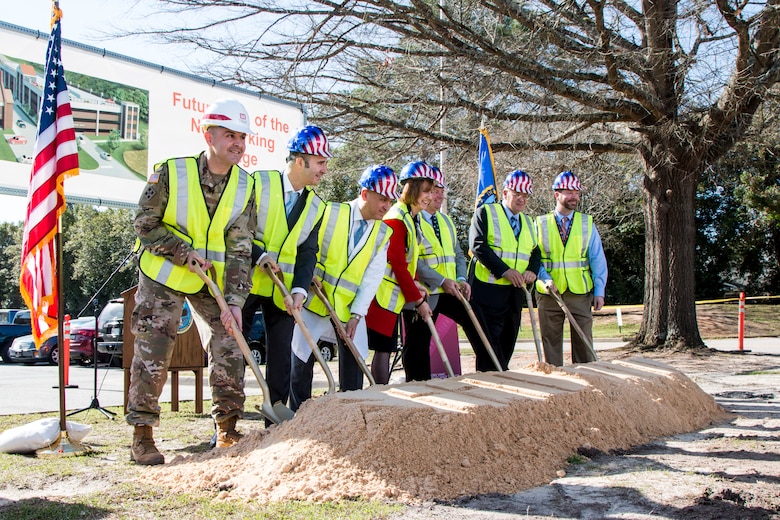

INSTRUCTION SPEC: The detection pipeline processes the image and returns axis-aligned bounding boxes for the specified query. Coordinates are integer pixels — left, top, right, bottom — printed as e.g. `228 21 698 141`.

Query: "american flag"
19 4 79 345
476 127 498 208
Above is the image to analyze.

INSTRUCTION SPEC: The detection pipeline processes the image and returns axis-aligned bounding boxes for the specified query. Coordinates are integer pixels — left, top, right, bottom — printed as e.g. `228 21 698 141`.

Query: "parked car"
317 324 338 362
99 151 111 160
7 317 98 365
0 310 32 363
8 135 27 144
246 311 266 365
96 298 124 365
97 299 194 366
16 119 26 128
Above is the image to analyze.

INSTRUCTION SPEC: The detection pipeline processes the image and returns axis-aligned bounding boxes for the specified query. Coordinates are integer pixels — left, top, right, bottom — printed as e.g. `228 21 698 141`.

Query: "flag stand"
37 231 91 457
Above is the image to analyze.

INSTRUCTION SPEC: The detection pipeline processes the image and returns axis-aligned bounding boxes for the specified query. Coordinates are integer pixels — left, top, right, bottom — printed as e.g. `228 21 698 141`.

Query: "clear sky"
1 0 192 224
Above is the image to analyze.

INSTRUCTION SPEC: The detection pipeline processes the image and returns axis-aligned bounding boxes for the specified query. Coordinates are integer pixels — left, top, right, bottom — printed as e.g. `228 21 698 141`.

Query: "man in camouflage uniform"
126 99 256 465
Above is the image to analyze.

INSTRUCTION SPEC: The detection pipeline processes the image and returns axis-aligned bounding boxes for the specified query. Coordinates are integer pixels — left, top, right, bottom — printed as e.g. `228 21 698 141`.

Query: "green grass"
0 401 402 519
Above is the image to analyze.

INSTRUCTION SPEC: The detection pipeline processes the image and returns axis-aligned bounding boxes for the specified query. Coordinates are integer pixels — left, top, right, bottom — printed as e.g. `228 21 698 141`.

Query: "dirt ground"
394 347 780 520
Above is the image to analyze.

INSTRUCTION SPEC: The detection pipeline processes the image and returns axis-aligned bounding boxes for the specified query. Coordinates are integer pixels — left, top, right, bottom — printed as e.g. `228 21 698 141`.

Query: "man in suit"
468 170 541 370
289 165 398 410
536 170 607 366
243 126 328 419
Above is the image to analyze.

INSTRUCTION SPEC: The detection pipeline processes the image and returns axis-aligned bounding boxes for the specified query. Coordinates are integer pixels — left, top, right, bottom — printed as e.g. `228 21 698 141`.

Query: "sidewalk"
0 337 776 416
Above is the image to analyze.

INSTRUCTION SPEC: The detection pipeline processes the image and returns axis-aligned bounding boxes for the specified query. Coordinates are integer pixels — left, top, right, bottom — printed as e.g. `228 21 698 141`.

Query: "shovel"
520 285 545 363
548 290 598 361
455 290 503 371
191 261 293 425
310 279 376 386
264 265 337 395
425 314 455 378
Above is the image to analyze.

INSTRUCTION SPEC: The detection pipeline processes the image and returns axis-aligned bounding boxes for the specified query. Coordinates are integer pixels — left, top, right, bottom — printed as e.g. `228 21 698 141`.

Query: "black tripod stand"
68 303 116 420
67 251 132 420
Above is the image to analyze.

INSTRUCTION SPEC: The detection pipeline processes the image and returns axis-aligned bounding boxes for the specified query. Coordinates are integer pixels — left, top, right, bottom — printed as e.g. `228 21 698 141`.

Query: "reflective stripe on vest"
139 156 252 294
473 204 537 285
250 169 325 309
305 202 391 321
535 212 593 294
419 212 457 294
374 202 419 313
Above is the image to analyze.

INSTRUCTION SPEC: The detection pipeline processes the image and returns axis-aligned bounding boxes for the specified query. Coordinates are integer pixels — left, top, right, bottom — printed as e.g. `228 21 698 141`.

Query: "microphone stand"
67 250 133 420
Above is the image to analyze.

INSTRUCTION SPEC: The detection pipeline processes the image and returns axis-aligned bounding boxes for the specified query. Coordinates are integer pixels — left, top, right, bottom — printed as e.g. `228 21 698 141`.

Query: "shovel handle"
549 290 598 361
310 279 376 386
455 290 503 372
425 315 455 378
263 265 337 394
520 285 545 363
190 261 283 423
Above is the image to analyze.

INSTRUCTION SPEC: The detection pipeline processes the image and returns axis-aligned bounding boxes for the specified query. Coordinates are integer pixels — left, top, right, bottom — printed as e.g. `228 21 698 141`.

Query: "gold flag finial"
51 1 63 28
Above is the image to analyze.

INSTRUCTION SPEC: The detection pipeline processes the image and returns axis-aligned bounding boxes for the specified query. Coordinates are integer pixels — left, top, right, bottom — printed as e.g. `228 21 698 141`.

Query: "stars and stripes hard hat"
287 125 333 158
201 98 254 135
552 170 582 191
503 170 533 194
358 165 399 199
431 166 446 188
398 161 436 184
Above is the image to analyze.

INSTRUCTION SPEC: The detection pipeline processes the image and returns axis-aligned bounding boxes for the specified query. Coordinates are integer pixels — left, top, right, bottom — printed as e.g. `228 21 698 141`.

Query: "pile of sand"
147 358 729 503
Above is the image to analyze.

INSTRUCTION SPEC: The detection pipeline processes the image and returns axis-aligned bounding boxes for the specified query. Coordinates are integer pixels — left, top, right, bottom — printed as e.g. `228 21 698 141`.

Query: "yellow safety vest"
138 156 252 294
535 212 593 295
305 202 392 321
473 204 537 285
249 169 325 309
374 202 419 313
419 212 458 294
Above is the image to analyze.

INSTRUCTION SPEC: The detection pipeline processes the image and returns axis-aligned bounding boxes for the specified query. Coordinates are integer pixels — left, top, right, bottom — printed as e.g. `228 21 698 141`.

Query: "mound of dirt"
147 358 729 503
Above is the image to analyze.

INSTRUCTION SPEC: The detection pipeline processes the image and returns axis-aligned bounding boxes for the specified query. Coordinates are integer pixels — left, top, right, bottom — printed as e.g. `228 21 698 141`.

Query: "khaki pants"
537 291 595 367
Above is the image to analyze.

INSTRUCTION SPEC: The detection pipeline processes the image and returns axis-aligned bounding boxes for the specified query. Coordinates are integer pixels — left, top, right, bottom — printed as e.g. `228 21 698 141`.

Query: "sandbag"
0 418 92 454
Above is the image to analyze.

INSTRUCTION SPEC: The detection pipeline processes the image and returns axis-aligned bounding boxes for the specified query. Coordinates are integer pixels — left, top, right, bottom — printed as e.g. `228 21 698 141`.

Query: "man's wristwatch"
350 313 362 322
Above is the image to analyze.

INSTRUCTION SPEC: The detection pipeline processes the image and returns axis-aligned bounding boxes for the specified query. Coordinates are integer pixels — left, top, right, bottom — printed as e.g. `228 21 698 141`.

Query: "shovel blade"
254 402 295 425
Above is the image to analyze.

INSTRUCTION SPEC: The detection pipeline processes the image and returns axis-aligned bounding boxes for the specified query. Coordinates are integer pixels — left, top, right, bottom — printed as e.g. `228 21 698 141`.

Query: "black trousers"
289 325 364 412
242 294 293 410
402 292 486 380
470 281 523 371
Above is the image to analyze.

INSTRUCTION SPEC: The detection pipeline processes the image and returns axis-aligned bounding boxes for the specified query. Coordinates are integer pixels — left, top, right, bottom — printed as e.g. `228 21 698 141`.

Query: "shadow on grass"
0 497 112 520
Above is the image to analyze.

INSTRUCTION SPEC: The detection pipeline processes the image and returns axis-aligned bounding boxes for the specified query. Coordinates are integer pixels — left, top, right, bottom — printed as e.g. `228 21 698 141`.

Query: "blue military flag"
476 127 498 208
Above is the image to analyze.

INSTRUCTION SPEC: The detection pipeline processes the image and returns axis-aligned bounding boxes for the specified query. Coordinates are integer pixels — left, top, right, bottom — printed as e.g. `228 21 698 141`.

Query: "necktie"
353 220 367 248
560 216 570 244
510 215 520 237
430 214 442 242
285 191 299 217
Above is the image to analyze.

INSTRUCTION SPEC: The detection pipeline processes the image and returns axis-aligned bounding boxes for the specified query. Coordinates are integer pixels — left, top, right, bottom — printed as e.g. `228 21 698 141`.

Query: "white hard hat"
201 98 254 135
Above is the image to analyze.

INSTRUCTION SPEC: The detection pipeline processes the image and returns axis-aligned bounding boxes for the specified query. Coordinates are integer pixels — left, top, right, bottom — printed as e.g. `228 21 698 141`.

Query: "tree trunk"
633 154 705 350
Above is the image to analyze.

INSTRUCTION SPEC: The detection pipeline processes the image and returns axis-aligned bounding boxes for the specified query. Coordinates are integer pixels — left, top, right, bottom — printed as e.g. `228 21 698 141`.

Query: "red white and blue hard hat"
503 170 533 194
398 161 436 184
358 165 399 199
430 166 446 188
287 125 333 158
552 170 582 191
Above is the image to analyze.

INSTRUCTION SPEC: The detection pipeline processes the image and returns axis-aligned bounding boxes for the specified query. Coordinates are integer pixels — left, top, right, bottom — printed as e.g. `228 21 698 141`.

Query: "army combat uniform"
126 153 256 428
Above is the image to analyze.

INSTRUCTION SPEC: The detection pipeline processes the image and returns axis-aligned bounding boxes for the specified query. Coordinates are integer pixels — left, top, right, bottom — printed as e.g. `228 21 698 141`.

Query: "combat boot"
215 416 243 448
130 425 165 465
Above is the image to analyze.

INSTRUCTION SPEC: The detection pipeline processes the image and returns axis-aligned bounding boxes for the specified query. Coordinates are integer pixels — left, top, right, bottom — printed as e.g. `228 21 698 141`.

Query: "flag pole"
33 0 89 457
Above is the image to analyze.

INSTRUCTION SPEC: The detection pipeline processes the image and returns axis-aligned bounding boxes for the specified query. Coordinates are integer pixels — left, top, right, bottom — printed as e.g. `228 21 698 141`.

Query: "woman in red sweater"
366 161 436 384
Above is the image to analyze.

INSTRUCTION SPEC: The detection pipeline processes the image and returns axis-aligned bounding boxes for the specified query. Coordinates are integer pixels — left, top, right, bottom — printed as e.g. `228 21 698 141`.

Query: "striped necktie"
510 215 520 237
560 216 570 244
353 220 367 249
430 214 441 242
